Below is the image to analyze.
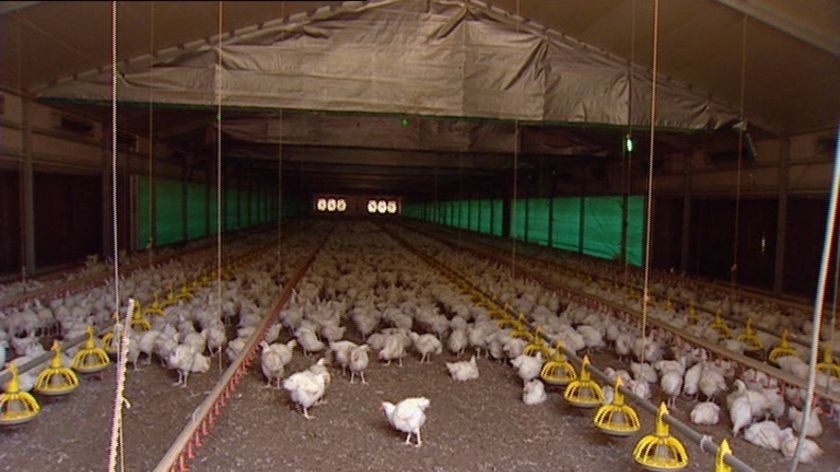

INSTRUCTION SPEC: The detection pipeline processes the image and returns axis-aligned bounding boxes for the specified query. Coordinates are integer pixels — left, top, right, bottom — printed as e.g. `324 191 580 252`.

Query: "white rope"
216 0 224 324
639 0 660 363
106 5 123 470
789 125 840 472
108 300 134 472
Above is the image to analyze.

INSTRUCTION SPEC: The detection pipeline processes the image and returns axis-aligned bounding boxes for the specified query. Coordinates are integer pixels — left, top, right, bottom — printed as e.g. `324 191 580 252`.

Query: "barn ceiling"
1 0 837 196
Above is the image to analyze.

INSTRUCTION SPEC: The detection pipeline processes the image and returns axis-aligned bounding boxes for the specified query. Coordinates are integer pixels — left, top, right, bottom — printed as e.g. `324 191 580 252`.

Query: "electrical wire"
216 1 223 326
729 13 748 311
147 1 155 266
639 0 660 363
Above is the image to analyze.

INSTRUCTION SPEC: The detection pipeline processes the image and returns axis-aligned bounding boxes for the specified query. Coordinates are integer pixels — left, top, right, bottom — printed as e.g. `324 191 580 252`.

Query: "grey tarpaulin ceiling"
1 0 837 194
36 0 743 131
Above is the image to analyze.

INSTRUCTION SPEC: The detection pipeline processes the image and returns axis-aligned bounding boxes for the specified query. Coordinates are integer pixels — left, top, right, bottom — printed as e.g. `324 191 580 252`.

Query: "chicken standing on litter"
381 397 430 447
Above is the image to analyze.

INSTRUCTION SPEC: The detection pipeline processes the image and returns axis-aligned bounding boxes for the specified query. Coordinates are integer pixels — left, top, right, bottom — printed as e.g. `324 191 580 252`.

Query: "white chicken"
167 344 210 388
511 353 543 382
445 355 479 381
378 334 408 366
329 340 358 375
780 427 823 463
729 395 753 436
381 397 430 447
409 332 442 363
522 379 547 405
259 341 286 388
447 328 468 356
690 401 720 425
283 359 331 419
349 344 370 384
788 406 823 438
743 420 782 451
659 369 683 407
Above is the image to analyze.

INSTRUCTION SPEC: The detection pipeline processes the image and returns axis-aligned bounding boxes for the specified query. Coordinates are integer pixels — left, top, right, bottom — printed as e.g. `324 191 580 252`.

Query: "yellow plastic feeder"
0 363 40 426
540 341 577 386
523 327 551 358
688 303 700 325
141 292 166 317
563 356 604 408
129 308 151 331
34 341 80 396
816 344 840 380
72 326 111 373
710 310 732 339
715 438 733 472
633 403 689 471
593 377 641 436
736 318 763 352
768 330 798 363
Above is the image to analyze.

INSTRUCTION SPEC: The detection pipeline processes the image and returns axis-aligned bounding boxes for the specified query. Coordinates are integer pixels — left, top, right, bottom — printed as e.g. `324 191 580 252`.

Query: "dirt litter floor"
3 338 840 472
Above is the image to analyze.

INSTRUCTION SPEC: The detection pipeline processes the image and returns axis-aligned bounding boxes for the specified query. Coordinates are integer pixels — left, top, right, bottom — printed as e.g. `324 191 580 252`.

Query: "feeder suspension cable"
147 1 155 264
729 13 748 308
106 3 124 470
639 0 660 363
215 0 224 324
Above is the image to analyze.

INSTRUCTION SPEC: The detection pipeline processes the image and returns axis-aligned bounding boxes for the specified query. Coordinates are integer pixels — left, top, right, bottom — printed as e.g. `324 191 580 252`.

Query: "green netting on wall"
187 182 207 240
492 199 503 236
626 196 645 266
137 178 151 250
552 197 581 252
225 189 239 231
469 200 480 231
155 179 185 246
478 200 491 234
526 198 550 246
583 196 623 261
511 199 527 241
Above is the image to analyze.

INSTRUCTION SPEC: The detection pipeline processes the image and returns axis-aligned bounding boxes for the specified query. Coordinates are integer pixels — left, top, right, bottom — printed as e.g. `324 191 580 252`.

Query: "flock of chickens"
1 221 838 468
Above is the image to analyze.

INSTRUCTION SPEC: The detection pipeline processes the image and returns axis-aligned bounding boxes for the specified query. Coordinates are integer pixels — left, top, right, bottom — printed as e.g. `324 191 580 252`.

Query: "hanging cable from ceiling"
729 13 748 312
215 0 224 328
105 4 126 472
638 0 661 364
623 0 636 284
510 0 521 280
147 1 155 268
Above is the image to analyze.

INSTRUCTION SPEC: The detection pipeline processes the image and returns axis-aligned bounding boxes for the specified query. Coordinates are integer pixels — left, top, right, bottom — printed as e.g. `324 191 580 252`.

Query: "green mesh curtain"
526 198 550 246
626 196 645 266
583 196 623 260
511 199 527 241
492 199 503 236
136 177 151 250
478 200 491 234
225 189 239 231
552 197 581 252
187 182 208 239
469 200 480 231
155 179 185 246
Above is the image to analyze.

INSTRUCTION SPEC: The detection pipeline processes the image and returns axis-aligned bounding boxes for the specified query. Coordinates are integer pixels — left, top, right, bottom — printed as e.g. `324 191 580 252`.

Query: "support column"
680 154 693 273
20 98 35 274
578 167 586 254
773 137 791 293
102 126 112 262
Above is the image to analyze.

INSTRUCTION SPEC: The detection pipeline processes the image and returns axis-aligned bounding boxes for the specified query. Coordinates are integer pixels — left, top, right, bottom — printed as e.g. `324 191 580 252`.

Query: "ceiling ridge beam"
716 0 840 56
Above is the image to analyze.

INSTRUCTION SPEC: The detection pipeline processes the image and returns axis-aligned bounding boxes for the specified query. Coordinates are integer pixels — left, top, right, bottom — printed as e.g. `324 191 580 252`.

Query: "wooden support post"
773 137 790 294
680 155 693 273
20 97 35 274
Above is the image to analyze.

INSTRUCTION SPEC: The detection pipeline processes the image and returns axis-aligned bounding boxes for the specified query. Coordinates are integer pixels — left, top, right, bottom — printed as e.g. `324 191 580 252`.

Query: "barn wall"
0 169 21 274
